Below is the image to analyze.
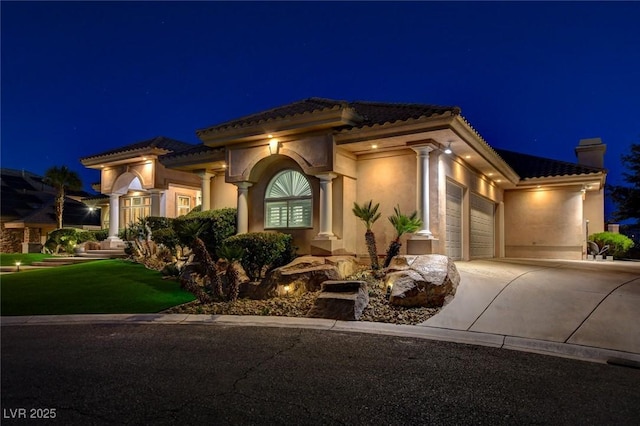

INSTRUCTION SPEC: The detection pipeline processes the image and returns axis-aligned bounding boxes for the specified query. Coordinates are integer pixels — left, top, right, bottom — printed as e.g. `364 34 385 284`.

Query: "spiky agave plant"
352 200 382 270
383 205 423 268
217 244 245 301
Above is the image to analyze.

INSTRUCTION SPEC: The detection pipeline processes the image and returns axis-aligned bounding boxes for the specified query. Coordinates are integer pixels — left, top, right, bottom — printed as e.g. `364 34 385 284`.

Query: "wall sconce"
444 142 453 155
268 137 280 155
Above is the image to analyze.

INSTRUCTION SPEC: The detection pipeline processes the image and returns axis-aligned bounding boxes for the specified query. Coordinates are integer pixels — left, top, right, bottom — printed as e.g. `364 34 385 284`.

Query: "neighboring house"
0 168 101 253
80 98 607 260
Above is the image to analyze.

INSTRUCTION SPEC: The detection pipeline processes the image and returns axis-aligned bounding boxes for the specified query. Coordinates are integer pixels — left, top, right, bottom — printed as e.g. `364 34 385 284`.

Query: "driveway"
421 258 640 356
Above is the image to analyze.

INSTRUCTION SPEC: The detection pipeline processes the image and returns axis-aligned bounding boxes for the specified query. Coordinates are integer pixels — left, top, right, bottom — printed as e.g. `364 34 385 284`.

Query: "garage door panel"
470 194 494 258
446 182 463 260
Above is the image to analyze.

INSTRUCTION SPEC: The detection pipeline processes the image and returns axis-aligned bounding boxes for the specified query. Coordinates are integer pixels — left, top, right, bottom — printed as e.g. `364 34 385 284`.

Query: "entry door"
446 181 463 260
470 193 495 258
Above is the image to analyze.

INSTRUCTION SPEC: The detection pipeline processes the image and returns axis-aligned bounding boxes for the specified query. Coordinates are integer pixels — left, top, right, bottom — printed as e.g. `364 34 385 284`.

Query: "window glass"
265 170 312 228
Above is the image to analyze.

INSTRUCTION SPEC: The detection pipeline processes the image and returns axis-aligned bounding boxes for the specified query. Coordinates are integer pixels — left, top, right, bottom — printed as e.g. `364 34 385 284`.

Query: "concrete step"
77 250 127 259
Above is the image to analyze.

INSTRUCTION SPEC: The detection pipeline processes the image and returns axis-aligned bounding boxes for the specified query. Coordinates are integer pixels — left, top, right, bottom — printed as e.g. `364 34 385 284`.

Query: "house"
80 98 607 260
0 168 101 253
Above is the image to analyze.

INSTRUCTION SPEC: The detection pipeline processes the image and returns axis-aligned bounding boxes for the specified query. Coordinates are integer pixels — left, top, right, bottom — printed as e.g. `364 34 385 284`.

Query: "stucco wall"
504 187 584 259
584 189 605 235
211 173 237 210
166 185 200 218
356 149 416 258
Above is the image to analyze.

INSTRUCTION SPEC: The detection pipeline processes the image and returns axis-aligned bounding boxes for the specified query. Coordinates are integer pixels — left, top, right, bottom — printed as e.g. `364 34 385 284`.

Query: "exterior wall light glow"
444 142 452 154
371 144 378 149
269 138 280 155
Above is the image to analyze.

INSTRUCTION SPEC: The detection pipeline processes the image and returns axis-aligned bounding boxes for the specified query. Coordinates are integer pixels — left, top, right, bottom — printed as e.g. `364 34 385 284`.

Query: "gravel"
163 270 440 325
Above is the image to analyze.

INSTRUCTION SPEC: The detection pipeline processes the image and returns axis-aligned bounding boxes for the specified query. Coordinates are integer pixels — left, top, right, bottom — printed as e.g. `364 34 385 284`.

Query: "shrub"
223 232 296 281
152 227 180 253
589 232 635 258
45 228 83 254
146 216 174 232
91 229 109 241
173 208 237 255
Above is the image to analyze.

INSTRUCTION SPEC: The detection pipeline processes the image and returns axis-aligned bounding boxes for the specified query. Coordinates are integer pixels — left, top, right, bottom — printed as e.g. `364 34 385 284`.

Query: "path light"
15 261 21 272
386 283 393 299
283 285 291 297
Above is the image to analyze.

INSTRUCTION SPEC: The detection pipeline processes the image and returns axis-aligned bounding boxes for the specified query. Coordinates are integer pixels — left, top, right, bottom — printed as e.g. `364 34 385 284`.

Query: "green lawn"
0 253 52 267
1 259 195 316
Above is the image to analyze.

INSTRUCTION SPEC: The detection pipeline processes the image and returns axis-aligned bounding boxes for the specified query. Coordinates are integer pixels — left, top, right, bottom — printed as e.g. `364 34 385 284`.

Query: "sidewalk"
2 258 639 365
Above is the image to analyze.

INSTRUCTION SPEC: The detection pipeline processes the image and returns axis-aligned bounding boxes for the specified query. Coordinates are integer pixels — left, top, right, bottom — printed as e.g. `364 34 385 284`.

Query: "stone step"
77 250 127 259
307 280 369 321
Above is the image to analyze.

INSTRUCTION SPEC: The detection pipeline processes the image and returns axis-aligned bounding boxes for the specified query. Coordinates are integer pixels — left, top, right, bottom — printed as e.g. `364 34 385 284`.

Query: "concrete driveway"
421 258 640 357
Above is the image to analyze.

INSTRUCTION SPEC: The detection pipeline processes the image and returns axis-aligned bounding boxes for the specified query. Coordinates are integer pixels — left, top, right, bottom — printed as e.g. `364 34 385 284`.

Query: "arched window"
265 169 312 228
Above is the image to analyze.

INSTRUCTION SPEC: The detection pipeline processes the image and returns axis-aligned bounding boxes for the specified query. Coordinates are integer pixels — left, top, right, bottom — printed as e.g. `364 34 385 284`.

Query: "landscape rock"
307 280 369 320
253 256 357 299
386 254 459 308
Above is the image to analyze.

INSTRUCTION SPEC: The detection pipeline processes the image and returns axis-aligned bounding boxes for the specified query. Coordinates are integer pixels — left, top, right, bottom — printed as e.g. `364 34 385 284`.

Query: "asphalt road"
2 324 639 425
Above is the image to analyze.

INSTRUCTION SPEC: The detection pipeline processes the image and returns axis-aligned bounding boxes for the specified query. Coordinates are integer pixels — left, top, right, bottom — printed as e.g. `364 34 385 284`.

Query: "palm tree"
383 205 423 268
176 221 223 299
44 166 82 229
218 244 245 301
352 200 382 270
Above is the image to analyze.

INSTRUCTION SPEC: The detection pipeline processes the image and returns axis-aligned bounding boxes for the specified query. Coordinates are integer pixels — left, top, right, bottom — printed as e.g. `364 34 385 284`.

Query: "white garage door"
470 194 494 258
446 182 463 260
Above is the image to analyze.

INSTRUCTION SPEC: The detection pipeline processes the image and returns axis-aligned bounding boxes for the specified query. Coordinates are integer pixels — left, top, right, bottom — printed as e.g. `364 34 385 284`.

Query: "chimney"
575 138 606 169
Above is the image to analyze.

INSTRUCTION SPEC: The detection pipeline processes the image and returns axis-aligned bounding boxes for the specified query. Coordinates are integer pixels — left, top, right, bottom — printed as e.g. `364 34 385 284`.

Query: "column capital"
314 172 338 182
234 181 253 190
196 170 215 179
410 144 436 155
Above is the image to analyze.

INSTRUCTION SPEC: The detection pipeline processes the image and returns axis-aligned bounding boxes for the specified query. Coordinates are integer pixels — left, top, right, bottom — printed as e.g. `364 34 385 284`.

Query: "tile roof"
197 97 460 136
494 148 604 179
159 144 225 164
81 136 195 160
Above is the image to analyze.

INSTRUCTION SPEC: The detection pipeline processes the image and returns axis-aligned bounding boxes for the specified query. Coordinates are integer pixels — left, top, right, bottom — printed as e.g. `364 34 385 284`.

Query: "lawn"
0 259 195 315
0 253 52 267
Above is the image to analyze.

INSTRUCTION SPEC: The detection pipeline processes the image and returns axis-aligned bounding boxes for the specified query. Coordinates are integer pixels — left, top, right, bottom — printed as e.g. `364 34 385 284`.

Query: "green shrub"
146 216 174 231
174 208 237 255
223 232 296 281
589 232 635 258
76 230 96 243
152 227 180 252
91 229 109 241
45 228 83 254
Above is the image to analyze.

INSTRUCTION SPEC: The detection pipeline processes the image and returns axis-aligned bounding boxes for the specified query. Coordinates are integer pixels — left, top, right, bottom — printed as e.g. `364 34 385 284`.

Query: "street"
2 324 639 425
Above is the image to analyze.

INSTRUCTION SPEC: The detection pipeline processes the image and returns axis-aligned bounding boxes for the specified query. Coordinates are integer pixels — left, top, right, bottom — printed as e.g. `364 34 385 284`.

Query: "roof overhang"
334 113 520 188
511 172 606 191
80 148 169 169
197 106 363 147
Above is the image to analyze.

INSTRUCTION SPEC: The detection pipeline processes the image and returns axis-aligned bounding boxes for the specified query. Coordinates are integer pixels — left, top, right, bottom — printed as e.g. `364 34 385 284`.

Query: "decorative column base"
407 236 439 255
310 237 344 256
101 236 126 249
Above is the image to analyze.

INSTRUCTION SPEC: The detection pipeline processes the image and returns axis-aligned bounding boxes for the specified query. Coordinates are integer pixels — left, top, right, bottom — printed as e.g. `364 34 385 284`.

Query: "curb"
2 314 639 365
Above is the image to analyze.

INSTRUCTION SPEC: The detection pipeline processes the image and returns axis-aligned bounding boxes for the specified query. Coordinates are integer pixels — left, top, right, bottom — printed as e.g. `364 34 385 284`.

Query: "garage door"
470 194 494 258
446 181 463 260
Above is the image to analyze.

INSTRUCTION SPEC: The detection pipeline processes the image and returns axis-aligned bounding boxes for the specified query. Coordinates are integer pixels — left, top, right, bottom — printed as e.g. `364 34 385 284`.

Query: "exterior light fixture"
465 155 471 159
268 135 280 155
284 285 291 297
15 261 21 272
386 283 393 299
371 144 378 149
444 142 452 154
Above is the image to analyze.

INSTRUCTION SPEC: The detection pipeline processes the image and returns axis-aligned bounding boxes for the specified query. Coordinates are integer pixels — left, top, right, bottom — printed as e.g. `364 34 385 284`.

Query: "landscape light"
15 261 21 272
284 285 290 297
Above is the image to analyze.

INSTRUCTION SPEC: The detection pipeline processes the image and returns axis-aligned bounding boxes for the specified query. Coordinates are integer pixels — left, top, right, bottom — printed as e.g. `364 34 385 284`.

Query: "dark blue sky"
2 1 639 218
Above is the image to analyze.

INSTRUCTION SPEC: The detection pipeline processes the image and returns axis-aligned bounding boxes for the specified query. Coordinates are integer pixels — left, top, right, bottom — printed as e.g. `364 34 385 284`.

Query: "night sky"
2 1 639 220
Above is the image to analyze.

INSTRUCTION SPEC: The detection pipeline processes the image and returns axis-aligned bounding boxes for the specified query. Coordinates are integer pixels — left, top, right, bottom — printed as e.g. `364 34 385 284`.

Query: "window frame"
264 169 313 229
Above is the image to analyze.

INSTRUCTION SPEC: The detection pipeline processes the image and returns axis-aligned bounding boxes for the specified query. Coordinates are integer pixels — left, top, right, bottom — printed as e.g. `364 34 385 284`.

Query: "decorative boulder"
307 280 369 320
253 256 358 299
386 254 459 308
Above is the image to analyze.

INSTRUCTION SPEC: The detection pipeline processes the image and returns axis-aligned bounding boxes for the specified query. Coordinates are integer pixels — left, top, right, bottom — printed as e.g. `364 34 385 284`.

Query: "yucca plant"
175 221 223 299
217 244 245 301
352 200 382 270
383 205 423 268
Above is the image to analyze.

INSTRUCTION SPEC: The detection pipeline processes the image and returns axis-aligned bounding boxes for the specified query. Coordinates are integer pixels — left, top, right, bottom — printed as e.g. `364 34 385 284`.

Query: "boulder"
386 255 459 308
307 280 369 320
252 256 359 299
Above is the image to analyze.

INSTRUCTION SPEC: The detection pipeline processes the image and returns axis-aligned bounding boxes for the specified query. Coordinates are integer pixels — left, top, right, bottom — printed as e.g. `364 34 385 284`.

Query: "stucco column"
197 171 214 211
235 182 253 234
150 190 165 217
315 173 337 239
411 145 434 238
108 193 120 239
